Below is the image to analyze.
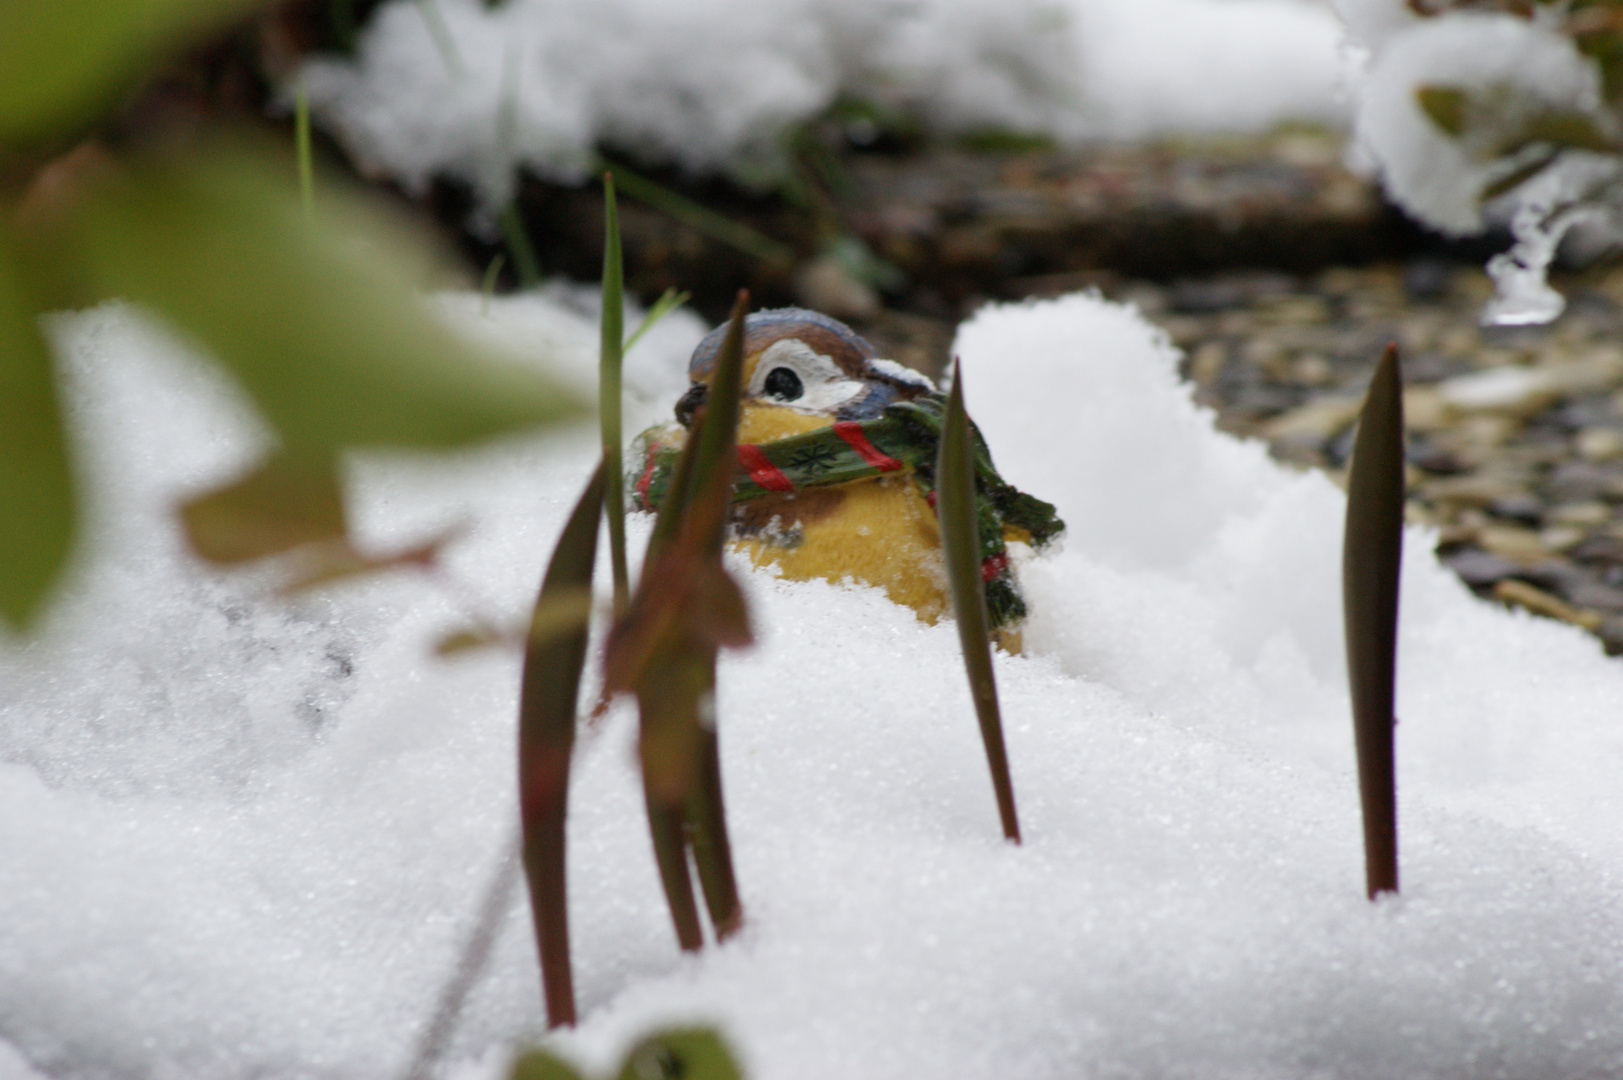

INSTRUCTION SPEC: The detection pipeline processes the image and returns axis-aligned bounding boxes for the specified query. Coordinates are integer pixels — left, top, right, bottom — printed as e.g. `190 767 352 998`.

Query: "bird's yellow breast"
730 401 950 622
733 472 948 625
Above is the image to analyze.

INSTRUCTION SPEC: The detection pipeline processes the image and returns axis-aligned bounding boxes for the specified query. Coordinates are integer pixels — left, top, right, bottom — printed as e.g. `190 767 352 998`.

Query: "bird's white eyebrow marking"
748 338 866 414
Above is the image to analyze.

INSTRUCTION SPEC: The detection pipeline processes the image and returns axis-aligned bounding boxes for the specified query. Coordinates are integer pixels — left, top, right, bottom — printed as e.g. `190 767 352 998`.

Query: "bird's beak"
675 383 708 428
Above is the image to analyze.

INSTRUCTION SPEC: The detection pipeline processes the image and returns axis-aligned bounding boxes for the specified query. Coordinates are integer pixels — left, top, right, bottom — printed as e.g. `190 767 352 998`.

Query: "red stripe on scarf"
737 444 796 492
635 444 661 507
832 421 904 472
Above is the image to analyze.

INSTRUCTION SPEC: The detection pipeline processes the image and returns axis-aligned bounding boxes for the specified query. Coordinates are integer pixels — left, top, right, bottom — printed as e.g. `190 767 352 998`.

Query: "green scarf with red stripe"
630 395 1063 628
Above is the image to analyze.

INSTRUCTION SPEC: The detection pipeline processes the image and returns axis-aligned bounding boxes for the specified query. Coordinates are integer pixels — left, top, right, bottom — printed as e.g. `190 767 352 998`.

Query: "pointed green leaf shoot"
518 462 606 1028
603 294 751 948
937 359 1021 843
1342 343 1405 900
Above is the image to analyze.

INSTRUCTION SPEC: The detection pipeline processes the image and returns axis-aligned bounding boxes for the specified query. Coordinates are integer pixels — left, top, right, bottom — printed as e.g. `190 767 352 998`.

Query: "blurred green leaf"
180 454 345 564
1480 146 1559 200
614 1029 743 1080
0 229 76 630
1522 108 1617 152
71 141 587 457
277 530 450 594
0 0 261 143
509 1048 587 1080
508 1027 741 1080
1416 82 1618 155
1416 86 1467 137
954 128 1057 154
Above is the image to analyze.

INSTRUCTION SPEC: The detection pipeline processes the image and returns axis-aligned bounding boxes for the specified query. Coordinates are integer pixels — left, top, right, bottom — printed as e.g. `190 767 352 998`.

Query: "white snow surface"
1342 11 1606 237
6 290 1623 1079
301 0 1347 208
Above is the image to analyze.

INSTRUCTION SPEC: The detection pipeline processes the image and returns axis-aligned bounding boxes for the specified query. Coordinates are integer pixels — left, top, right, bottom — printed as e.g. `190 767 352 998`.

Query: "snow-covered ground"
6 290 1623 1079
301 0 1348 208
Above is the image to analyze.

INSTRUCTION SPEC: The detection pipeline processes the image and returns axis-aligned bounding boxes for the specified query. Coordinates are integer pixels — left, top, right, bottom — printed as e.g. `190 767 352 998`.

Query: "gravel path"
1110 261 1623 656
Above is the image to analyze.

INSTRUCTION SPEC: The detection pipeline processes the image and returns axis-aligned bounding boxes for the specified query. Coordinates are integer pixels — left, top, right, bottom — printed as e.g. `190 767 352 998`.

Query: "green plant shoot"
1342 343 1404 899
601 172 630 615
937 359 1021 843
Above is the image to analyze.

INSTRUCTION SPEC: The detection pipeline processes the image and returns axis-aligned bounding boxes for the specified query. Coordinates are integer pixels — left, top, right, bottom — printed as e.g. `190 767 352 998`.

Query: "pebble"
1493 579 1603 631
1576 427 1623 461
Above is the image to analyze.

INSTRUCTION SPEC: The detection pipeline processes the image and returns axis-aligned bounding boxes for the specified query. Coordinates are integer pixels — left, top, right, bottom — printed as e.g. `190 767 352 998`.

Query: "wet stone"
1488 492 1545 525
1560 577 1623 614
1599 616 1623 656
1545 461 1623 503
1571 533 1623 563
1440 547 1524 588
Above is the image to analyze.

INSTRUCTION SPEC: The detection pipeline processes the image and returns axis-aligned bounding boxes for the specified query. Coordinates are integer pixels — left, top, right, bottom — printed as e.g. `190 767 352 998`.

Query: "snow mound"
301 0 1347 208
4 291 1623 1079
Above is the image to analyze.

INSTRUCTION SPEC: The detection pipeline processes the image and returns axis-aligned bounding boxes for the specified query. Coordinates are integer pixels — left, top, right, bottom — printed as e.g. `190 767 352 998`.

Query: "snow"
300 0 1347 209
6 289 1623 1079
1332 2 1623 324
1341 11 1605 238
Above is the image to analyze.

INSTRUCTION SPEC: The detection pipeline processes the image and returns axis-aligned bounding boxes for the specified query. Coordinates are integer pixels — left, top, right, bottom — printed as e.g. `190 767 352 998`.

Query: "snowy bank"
301 0 1348 207
4 291 1623 1079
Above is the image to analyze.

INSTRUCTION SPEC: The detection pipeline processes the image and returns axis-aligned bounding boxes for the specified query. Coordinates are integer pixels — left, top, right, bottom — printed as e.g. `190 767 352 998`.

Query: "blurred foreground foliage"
0 0 588 631
510 1027 742 1080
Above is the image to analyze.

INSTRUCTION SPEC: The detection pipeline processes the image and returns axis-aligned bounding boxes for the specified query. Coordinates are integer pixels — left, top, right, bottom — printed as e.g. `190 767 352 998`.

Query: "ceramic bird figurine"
630 307 1062 649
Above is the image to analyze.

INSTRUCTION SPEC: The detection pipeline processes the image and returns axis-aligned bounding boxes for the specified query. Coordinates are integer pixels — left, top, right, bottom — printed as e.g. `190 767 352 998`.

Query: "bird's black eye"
763 366 803 401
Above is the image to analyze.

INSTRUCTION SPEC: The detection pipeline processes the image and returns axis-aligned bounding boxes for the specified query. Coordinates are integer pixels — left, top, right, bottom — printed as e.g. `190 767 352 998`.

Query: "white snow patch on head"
866 358 936 390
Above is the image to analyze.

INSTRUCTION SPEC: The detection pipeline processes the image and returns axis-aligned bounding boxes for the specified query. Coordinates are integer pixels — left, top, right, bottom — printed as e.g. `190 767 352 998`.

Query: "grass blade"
602 162 795 268
622 286 690 356
601 173 630 617
500 202 542 289
517 462 606 1028
412 0 465 77
294 79 313 215
404 833 522 1080
481 253 505 316
937 360 1021 844
1342 343 1404 899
